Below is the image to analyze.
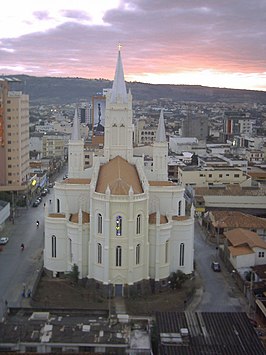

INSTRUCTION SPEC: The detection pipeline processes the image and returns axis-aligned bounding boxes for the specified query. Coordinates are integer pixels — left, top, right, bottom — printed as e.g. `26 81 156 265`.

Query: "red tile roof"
96 156 143 195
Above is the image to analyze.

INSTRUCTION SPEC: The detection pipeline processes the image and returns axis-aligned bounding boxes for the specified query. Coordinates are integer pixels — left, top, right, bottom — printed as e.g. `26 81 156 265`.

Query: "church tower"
104 48 133 162
153 109 168 181
68 107 84 178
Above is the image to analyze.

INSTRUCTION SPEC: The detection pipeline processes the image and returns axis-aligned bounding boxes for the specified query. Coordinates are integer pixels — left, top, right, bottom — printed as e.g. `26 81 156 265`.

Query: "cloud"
0 0 265 90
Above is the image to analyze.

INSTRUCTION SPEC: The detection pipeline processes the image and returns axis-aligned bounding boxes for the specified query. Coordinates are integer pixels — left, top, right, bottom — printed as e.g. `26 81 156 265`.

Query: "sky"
0 0 265 91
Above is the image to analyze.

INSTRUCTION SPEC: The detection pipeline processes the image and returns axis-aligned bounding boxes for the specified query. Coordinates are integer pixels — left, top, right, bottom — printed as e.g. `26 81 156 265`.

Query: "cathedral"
44 50 194 296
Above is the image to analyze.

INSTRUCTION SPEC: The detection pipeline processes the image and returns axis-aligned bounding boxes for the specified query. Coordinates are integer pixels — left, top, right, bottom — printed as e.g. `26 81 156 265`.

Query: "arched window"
97 243 102 264
136 214 141 234
98 213 102 234
116 216 122 236
56 199 60 213
179 243 185 266
69 239 73 262
116 246 122 266
178 200 182 216
52 235 56 258
136 244 140 265
165 240 169 263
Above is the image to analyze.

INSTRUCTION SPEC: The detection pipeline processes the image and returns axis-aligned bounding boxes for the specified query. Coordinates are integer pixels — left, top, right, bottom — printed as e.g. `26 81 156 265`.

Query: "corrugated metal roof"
156 311 265 354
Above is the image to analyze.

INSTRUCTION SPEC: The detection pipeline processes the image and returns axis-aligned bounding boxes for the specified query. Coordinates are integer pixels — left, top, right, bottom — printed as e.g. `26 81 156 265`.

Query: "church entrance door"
115 284 123 297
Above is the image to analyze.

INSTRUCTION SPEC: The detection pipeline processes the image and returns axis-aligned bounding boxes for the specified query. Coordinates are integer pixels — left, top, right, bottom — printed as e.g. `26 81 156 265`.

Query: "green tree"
169 270 188 289
69 264 79 284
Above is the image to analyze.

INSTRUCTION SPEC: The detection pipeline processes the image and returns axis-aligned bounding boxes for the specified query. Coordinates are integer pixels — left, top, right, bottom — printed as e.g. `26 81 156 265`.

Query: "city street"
0 191 53 316
0 168 67 319
193 220 249 312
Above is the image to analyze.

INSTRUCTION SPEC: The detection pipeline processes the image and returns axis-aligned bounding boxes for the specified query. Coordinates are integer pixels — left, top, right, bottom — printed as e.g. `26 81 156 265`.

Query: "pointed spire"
155 109 166 143
110 46 128 104
71 106 81 141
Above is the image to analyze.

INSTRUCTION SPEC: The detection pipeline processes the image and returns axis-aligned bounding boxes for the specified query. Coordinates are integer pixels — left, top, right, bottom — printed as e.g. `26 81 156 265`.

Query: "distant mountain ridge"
4 74 266 105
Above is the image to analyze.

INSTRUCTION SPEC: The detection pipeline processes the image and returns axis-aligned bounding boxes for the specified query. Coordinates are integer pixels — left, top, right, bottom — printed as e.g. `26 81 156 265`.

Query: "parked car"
32 200 39 207
0 237 9 245
211 261 221 272
41 190 47 196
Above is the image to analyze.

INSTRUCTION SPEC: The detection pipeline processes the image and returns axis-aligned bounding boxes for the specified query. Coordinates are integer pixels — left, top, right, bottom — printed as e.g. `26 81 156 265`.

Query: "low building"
203 210 266 241
194 185 266 217
178 165 252 188
155 311 265 354
224 228 266 269
0 308 152 354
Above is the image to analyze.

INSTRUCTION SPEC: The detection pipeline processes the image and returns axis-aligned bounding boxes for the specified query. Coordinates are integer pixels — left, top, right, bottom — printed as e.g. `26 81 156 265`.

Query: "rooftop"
156 311 265 354
96 156 143 195
0 308 151 352
209 211 266 229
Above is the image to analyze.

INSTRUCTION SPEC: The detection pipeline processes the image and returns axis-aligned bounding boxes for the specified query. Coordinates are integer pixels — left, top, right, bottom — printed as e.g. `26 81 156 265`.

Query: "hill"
5 75 266 105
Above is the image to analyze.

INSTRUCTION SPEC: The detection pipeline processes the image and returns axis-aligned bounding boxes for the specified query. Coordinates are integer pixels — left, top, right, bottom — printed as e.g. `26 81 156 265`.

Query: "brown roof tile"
64 178 91 184
96 156 143 195
224 228 266 249
228 245 254 256
149 212 168 224
70 211 90 224
209 211 266 229
172 215 190 221
252 264 266 279
48 213 65 218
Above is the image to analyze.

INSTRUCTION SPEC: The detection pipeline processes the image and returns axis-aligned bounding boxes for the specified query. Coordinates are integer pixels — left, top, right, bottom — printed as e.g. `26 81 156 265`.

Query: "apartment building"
0 78 29 187
42 133 68 160
178 166 252 188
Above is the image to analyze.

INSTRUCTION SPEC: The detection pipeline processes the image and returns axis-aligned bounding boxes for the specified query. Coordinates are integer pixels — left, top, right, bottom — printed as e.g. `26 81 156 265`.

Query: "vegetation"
168 270 189 289
68 264 80 284
7 74 266 105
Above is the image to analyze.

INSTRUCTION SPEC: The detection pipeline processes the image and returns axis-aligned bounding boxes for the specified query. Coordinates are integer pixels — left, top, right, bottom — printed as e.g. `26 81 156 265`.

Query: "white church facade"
44 50 194 296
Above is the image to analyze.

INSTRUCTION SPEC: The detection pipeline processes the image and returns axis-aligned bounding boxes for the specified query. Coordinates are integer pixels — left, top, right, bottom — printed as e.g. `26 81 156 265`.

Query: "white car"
0 237 9 245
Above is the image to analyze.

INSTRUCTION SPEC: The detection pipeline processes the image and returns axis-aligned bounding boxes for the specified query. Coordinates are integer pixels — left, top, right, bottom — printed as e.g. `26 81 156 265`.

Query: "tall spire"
71 106 81 141
155 109 166 143
110 46 128 104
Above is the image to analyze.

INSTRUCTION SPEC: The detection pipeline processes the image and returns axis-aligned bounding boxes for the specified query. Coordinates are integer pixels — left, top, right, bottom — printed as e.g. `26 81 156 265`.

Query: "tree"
69 264 79 284
169 270 188 289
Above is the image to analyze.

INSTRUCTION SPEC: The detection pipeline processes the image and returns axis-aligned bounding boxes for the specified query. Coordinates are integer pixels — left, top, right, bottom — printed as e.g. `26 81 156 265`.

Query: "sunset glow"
0 0 265 91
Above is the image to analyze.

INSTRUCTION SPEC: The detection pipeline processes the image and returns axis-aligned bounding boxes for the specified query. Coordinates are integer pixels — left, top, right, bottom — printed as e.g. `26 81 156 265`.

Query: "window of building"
98 213 102 234
178 201 182 216
56 199 60 213
219 174 222 178
69 239 73 262
136 214 141 234
258 251 265 258
116 216 122 236
116 246 122 266
165 240 169 263
52 235 56 258
136 244 140 265
179 243 184 266
234 174 240 178
97 243 102 264
209 174 212 178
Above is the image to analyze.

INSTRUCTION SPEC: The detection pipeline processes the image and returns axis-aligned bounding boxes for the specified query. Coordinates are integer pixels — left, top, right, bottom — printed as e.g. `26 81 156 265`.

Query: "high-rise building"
0 78 29 187
182 114 209 141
